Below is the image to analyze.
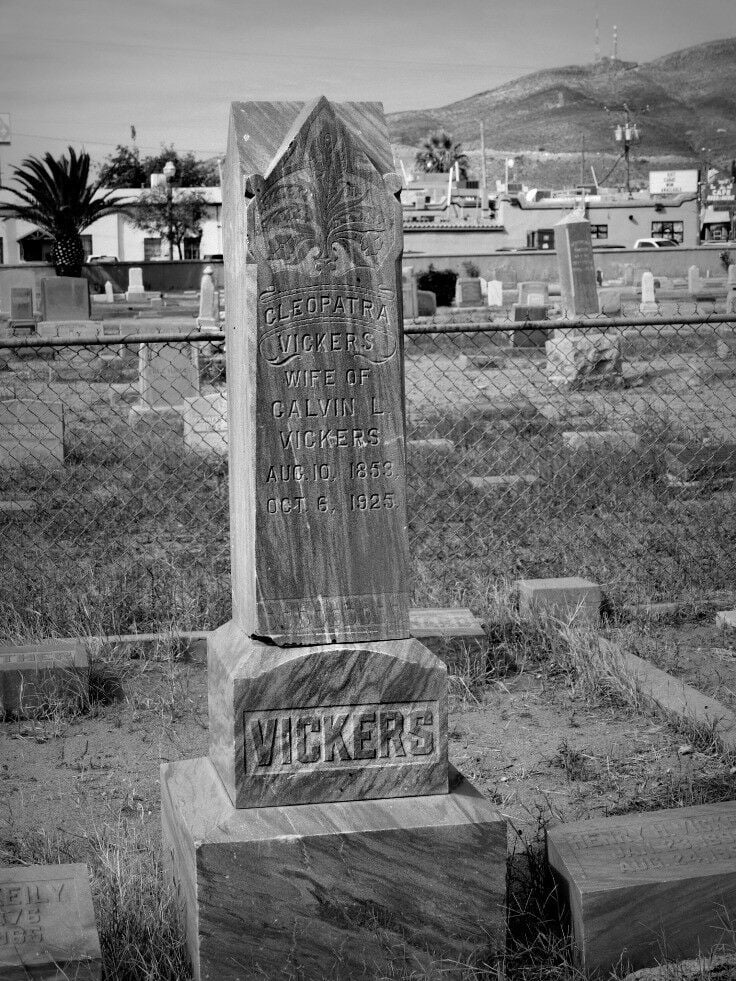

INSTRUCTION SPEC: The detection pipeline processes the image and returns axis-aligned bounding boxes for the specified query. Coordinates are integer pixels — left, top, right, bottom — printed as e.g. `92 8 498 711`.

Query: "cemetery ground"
2 311 736 977
3 604 736 979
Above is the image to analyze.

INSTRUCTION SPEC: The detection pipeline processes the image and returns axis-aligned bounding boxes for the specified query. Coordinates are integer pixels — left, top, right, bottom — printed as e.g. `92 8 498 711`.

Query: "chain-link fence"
2 300 736 637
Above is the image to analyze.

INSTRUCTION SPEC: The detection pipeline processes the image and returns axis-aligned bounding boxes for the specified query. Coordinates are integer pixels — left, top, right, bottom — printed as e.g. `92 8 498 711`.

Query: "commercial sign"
649 170 698 195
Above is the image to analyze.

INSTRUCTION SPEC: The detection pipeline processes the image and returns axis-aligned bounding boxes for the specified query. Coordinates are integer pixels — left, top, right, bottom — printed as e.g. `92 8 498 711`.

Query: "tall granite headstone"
40 277 90 321
554 214 599 317
161 97 506 981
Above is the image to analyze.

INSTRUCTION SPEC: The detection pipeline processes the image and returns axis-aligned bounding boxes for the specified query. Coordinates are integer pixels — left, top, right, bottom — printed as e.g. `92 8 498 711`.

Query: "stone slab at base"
208 621 448 807
516 576 601 624
162 756 506 981
0 863 101 980
127 402 185 432
0 639 88 716
548 802 736 977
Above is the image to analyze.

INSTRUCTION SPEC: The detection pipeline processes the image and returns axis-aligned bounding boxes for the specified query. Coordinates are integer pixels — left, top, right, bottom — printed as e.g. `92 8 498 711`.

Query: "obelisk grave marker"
161 98 506 981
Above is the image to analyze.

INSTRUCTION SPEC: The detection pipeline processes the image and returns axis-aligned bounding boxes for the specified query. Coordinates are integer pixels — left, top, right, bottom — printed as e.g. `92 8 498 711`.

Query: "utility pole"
480 121 488 219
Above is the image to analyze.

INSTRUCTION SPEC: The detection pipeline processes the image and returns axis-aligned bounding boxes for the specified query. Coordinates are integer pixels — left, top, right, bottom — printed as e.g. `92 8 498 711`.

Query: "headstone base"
127 402 185 433
208 621 448 808
162 756 506 981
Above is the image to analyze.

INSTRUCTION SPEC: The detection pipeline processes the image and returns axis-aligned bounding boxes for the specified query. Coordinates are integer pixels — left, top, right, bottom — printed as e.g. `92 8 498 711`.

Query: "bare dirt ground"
2 635 733 867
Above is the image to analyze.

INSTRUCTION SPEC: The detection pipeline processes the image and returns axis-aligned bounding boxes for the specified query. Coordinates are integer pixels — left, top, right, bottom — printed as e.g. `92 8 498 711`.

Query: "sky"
0 0 734 175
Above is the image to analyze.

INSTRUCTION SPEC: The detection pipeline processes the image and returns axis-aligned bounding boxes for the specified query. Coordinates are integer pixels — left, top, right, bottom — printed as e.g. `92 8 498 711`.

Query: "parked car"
86 255 118 263
633 238 679 249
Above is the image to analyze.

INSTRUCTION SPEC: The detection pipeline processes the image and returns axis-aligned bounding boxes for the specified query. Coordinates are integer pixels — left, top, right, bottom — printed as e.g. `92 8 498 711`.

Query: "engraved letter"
250 718 278 767
353 712 377 760
324 714 352 762
379 710 406 758
407 710 434 756
296 716 322 764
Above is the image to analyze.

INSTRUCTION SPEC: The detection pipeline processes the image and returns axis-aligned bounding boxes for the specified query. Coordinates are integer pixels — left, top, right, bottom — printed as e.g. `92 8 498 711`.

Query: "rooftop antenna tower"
594 11 600 62
612 25 618 62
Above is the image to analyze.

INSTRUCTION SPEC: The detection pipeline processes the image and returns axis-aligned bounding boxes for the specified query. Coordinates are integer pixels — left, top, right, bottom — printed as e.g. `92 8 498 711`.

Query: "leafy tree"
98 144 146 188
98 143 219 188
0 146 130 276
415 131 469 178
130 186 209 259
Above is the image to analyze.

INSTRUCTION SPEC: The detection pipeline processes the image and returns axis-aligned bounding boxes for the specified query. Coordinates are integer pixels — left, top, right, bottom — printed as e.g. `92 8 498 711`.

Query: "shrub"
416 265 458 306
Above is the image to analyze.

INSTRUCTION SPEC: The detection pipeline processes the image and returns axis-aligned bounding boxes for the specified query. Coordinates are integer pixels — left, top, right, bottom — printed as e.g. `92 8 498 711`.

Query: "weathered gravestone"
402 264 418 319
104 280 115 303
455 276 484 307
554 214 599 318
197 265 219 328
640 271 659 314
125 266 146 301
40 277 90 321
0 639 87 716
0 400 64 470
161 96 506 981
486 278 503 307
0 863 101 980
518 281 548 306
548 801 736 976
9 287 36 330
128 343 199 428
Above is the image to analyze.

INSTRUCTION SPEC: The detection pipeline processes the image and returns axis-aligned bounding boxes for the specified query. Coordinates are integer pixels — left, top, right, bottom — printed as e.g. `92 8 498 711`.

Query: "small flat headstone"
409 607 485 638
40 277 90 321
0 863 101 980
407 438 454 454
516 576 601 623
666 444 736 482
548 802 736 976
716 610 736 629
486 279 503 307
466 474 537 490
563 430 639 452
0 639 87 715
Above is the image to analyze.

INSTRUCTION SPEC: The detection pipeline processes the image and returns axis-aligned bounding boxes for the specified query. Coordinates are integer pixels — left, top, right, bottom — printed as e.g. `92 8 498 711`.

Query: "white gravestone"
182 393 228 455
486 279 503 307
125 267 146 301
639 271 658 315
104 281 115 303
197 266 219 328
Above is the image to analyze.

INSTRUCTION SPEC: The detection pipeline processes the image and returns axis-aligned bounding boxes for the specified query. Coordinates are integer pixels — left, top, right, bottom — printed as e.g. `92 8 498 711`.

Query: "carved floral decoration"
250 104 397 278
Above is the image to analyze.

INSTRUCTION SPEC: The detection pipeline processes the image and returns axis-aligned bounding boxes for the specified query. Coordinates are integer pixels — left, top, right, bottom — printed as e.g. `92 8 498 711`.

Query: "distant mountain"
387 37 736 157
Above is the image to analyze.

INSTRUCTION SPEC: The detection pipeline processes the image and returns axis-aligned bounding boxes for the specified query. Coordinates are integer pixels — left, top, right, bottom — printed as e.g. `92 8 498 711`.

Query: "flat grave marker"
548 802 736 976
516 576 601 623
0 638 87 715
0 863 101 980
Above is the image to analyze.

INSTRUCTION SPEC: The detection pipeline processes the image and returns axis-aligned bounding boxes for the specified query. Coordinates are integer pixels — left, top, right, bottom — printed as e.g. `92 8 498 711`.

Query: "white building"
0 187 224 265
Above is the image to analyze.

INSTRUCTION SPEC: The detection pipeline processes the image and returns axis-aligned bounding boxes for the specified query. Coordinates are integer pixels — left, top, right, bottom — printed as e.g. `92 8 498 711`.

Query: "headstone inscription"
161 97 506 981
40 277 90 321
0 863 101 980
0 400 64 470
548 802 736 976
554 214 599 317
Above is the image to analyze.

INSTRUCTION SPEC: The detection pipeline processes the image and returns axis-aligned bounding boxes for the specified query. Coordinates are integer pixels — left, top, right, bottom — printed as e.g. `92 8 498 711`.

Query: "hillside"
387 37 736 160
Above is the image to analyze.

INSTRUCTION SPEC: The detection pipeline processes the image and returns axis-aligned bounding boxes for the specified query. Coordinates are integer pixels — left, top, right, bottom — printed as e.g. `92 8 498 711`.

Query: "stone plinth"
0 639 87 715
208 621 447 807
548 802 736 977
0 400 65 470
162 756 506 981
0 863 101 980
516 576 601 623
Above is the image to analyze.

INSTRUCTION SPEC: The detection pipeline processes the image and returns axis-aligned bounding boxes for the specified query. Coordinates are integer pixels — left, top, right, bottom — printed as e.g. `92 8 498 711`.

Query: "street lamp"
163 159 176 260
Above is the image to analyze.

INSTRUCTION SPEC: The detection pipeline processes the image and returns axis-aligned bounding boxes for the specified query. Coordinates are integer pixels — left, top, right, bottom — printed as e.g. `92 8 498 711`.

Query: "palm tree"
415 131 469 178
0 146 129 276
